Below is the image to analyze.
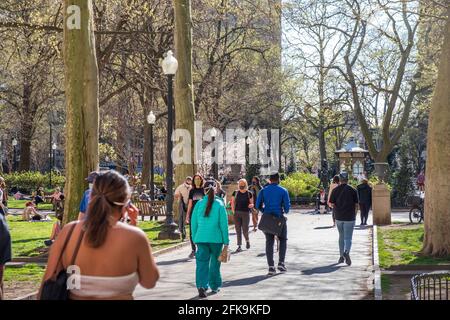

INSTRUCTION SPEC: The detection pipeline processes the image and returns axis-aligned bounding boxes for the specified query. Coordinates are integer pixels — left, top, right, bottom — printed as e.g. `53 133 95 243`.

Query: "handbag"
257 189 286 237
40 223 85 300
218 245 230 263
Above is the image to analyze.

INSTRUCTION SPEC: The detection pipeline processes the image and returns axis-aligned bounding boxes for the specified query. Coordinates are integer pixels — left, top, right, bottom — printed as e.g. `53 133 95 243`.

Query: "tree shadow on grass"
12 237 48 244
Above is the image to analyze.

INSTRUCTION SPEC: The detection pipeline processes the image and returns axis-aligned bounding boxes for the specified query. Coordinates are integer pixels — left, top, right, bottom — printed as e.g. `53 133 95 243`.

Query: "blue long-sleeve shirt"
255 183 290 217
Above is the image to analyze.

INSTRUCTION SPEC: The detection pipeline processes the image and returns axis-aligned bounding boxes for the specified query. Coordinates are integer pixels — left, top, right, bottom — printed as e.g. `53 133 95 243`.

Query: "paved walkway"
134 209 374 300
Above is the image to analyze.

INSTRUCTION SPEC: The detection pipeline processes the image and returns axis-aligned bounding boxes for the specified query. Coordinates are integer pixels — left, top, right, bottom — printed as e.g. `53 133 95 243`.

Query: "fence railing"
411 272 450 300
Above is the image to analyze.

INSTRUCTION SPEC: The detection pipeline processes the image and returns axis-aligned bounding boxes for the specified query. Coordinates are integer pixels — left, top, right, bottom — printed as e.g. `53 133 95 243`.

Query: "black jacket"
357 183 372 206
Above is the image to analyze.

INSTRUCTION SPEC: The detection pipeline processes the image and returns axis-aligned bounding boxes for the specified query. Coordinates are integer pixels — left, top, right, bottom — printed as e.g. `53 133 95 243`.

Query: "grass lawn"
7 197 53 210
6 215 185 258
377 224 450 268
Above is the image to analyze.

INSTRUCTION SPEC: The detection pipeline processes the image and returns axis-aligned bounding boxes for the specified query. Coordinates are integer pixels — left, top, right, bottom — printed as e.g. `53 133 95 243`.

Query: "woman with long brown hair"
191 180 229 298
39 170 159 300
185 174 205 259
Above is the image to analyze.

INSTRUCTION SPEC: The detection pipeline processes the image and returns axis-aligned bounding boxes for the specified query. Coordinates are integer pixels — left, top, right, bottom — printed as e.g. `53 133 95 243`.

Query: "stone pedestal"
158 222 182 240
372 183 391 226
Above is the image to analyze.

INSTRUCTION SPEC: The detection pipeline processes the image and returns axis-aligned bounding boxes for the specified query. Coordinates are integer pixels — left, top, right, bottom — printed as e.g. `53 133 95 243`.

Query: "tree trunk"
174 0 196 190
422 9 450 257
63 0 99 223
18 120 33 172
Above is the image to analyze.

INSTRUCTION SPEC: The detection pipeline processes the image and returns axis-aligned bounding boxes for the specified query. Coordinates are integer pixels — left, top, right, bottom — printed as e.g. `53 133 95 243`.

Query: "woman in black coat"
357 179 372 226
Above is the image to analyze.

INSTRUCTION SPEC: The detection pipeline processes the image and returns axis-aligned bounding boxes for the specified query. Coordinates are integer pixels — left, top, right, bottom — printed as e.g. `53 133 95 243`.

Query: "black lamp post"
147 111 156 200
12 138 18 172
211 128 218 180
158 50 181 240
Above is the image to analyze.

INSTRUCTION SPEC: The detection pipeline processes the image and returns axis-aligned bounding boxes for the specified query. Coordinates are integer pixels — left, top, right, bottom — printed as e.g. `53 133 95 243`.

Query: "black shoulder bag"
40 223 85 300
257 188 286 237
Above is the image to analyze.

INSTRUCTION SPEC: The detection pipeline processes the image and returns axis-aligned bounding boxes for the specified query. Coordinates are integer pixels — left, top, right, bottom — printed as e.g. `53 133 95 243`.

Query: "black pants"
188 216 196 253
264 222 287 267
360 203 370 224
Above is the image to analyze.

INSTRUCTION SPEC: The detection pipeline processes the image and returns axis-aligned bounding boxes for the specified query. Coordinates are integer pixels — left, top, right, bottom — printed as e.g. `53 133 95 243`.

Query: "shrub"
280 172 320 198
2 171 65 194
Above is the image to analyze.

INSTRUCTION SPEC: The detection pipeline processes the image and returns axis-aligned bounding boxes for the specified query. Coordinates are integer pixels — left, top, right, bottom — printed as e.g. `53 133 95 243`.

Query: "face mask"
239 185 245 190
89 183 93 189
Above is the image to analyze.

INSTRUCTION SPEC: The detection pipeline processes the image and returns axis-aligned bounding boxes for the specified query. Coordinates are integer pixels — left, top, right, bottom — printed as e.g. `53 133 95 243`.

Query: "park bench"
134 200 167 221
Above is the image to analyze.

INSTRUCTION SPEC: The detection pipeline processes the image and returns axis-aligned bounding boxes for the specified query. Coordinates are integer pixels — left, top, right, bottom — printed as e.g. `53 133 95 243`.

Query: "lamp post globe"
12 138 17 146
147 111 156 125
161 50 179 75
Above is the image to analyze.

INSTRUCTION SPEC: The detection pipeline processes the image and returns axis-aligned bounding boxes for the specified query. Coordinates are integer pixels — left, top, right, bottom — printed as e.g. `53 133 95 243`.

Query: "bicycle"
407 195 424 224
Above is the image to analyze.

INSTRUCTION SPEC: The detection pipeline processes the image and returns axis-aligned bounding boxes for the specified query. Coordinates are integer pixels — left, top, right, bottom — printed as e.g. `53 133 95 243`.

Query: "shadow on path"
157 258 191 266
301 263 342 275
222 274 281 288
314 226 334 230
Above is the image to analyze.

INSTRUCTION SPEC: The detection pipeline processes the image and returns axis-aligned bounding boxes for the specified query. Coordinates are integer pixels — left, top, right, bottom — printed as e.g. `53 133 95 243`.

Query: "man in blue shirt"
256 172 290 275
78 171 99 220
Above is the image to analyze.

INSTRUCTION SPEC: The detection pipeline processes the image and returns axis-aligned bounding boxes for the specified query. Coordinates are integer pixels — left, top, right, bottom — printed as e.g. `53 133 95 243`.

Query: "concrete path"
134 209 374 300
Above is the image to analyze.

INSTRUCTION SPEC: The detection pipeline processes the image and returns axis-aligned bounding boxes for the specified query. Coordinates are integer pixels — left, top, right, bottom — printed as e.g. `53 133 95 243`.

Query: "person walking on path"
230 179 254 252
39 170 159 300
174 176 192 242
328 175 340 227
329 172 358 266
191 180 229 298
357 178 372 226
0 210 12 300
255 172 290 275
186 174 205 259
78 171 99 220
249 176 262 231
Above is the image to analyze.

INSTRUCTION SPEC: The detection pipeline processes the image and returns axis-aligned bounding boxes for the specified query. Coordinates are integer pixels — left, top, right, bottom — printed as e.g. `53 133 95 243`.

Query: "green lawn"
377 224 450 268
8 215 54 257
6 215 185 258
7 197 53 210
3 264 46 283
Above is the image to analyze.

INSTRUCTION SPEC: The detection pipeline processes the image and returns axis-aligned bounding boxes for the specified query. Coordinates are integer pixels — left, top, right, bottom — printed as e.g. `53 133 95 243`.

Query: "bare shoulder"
114 222 147 241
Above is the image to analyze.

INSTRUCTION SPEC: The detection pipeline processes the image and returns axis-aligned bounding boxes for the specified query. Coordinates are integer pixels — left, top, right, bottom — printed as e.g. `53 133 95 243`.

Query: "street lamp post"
158 50 181 240
51 143 57 187
12 138 18 172
147 111 156 200
211 128 218 180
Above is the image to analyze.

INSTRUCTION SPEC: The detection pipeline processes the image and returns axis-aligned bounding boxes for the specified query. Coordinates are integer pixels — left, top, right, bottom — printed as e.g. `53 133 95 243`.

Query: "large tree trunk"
174 0 196 192
63 0 99 223
18 119 33 172
422 8 450 257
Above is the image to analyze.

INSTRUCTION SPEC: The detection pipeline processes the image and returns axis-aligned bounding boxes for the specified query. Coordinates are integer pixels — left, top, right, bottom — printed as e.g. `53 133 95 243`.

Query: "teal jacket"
191 195 230 245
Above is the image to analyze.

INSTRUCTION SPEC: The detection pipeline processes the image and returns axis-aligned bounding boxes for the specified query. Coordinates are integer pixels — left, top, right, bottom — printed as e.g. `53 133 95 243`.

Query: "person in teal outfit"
191 179 230 298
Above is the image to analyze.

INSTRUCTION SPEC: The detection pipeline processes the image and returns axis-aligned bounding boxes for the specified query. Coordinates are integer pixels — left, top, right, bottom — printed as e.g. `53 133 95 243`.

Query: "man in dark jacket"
357 178 372 226
329 172 358 266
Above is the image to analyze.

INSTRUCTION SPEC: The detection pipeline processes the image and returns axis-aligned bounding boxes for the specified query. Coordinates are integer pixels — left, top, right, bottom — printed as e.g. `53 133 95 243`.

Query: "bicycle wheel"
409 208 422 224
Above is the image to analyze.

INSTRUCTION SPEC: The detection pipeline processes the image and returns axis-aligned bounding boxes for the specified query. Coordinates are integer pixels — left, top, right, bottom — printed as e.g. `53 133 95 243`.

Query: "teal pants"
196 243 223 290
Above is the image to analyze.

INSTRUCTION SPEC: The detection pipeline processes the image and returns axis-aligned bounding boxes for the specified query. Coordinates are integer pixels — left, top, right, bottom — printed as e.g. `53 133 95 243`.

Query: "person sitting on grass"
22 201 38 221
34 187 45 207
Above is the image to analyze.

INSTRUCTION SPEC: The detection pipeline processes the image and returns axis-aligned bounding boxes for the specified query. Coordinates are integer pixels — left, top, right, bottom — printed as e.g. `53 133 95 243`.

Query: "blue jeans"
336 220 355 256
196 243 223 290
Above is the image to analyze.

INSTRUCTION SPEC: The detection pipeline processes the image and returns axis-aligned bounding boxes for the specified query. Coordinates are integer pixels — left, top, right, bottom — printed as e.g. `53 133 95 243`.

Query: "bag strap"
52 223 77 276
70 228 85 266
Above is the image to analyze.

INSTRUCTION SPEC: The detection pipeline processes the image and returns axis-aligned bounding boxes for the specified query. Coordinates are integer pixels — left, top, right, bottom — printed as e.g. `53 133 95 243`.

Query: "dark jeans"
359 203 370 224
188 215 196 253
264 220 287 267
234 211 250 246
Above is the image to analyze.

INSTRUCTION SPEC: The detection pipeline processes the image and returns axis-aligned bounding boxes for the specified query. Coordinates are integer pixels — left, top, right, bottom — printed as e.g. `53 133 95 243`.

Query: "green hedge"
2 171 65 194
280 172 320 198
